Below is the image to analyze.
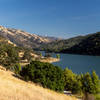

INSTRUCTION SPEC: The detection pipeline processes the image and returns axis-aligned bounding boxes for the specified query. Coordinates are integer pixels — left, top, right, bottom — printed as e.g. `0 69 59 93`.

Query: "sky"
0 0 100 38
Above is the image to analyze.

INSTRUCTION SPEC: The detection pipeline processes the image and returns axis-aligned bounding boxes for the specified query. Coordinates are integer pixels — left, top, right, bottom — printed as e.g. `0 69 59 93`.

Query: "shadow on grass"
12 74 26 82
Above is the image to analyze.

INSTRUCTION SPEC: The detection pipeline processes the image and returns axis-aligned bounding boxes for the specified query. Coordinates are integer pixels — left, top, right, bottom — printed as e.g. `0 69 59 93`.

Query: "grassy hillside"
0 36 77 100
0 68 77 100
0 26 56 49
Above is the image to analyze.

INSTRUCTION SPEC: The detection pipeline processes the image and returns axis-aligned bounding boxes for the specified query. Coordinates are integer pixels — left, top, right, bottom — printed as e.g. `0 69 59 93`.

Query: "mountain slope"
61 32 100 55
41 32 100 56
0 26 54 48
40 35 86 52
0 68 77 100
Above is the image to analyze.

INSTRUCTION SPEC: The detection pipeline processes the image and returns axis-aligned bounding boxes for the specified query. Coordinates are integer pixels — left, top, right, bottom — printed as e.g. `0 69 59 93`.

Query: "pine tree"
64 68 76 91
82 72 95 94
92 70 100 94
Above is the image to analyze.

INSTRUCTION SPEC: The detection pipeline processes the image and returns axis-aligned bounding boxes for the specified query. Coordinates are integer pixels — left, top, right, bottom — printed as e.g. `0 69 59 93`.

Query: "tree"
64 68 82 94
56 54 60 59
14 63 21 75
39 53 42 57
64 68 76 91
72 75 82 94
22 50 32 61
92 70 100 94
82 72 95 94
20 61 65 92
0 44 19 68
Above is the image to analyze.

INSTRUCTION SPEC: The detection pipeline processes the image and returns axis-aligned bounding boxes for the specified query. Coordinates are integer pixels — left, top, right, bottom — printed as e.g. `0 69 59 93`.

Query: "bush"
22 50 32 61
20 61 65 92
14 63 21 75
0 44 19 67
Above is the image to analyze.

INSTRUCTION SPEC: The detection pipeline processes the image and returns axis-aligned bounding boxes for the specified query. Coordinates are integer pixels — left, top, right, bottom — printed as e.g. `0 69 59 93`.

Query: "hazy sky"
0 0 100 38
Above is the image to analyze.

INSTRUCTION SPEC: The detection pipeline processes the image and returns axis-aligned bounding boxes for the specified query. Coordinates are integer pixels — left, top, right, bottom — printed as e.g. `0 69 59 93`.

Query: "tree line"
14 61 100 96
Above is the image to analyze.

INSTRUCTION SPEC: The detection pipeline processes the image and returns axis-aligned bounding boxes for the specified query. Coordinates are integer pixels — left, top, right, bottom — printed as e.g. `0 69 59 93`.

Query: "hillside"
40 35 85 52
0 35 16 46
0 35 60 68
1 25 100 56
0 68 77 100
61 32 100 55
0 26 55 48
41 32 100 56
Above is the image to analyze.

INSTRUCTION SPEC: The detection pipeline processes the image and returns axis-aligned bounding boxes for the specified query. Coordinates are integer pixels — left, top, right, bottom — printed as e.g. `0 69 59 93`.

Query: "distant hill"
40 35 86 52
62 32 100 56
41 32 100 56
0 26 56 48
1 25 100 56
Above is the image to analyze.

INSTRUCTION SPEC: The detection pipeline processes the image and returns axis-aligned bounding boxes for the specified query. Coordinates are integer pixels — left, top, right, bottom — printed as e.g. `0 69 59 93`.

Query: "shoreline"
20 57 60 66
40 57 60 63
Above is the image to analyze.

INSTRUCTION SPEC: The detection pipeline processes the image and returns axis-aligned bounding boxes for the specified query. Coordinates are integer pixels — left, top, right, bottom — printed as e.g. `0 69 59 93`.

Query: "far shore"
40 57 60 63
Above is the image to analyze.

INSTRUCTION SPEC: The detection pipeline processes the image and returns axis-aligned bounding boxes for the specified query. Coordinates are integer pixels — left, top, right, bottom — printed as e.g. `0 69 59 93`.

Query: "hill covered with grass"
0 26 57 49
0 67 77 100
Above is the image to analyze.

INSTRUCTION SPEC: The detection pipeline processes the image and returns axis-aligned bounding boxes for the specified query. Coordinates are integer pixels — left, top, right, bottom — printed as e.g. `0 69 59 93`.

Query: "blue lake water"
41 51 100 76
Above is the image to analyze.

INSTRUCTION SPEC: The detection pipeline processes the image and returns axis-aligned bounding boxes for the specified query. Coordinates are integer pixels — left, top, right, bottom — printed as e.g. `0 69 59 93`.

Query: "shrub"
0 44 19 67
14 63 21 75
56 54 60 59
20 61 65 92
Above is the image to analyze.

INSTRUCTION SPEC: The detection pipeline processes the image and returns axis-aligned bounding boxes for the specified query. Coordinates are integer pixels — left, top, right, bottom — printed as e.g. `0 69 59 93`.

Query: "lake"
41 51 100 76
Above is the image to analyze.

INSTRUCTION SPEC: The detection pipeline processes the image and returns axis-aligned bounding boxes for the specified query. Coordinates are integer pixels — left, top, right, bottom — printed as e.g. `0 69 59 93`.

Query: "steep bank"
0 68 77 100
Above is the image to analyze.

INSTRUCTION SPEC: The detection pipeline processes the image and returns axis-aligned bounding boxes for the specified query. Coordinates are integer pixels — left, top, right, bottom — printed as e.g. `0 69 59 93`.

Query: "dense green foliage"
81 72 96 94
92 71 100 93
20 61 100 94
20 61 65 92
64 68 82 94
81 71 100 94
94 83 100 100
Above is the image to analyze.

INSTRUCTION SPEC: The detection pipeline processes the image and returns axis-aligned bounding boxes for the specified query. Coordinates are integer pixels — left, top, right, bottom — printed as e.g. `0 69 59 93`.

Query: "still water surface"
41 51 100 76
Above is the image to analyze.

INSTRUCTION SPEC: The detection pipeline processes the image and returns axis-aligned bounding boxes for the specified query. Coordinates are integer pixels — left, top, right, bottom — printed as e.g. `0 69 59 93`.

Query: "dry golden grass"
0 69 77 100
